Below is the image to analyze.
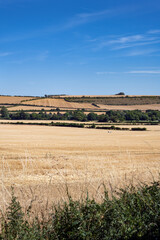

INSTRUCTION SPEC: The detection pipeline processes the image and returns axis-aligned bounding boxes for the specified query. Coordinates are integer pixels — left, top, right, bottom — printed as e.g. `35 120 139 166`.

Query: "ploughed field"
0 124 160 210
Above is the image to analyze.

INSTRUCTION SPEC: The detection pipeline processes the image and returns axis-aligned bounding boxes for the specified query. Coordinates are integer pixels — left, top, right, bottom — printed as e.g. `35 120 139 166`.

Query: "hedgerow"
0 181 160 239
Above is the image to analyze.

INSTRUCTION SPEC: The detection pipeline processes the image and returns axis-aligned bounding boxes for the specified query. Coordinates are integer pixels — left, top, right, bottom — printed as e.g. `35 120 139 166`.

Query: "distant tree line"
0 106 160 122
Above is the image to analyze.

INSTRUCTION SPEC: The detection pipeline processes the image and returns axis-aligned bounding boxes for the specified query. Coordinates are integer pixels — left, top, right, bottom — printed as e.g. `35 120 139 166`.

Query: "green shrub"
96 125 130 131
88 123 96 128
131 127 147 131
0 181 160 239
50 122 84 128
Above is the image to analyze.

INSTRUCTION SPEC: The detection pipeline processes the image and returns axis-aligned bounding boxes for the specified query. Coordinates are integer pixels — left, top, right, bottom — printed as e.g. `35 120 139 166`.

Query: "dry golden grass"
0 124 159 211
0 105 13 108
23 98 95 109
7 105 107 114
8 105 54 111
0 96 36 104
7 103 160 111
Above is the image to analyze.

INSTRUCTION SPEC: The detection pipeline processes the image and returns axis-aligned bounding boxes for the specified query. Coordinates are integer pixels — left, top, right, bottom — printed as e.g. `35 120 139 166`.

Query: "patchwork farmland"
0 95 160 213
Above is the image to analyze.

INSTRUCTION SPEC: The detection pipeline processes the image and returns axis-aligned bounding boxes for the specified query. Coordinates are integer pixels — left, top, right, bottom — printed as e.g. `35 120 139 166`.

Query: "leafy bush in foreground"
0 181 160 239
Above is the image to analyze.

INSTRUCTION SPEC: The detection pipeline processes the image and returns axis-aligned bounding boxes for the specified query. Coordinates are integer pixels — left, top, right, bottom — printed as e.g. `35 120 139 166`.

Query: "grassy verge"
0 181 159 239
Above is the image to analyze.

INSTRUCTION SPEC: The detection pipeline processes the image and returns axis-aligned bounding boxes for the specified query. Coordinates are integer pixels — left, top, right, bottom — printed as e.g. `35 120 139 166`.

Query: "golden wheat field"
0 123 160 212
7 104 160 111
8 105 54 111
0 96 36 104
23 98 95 109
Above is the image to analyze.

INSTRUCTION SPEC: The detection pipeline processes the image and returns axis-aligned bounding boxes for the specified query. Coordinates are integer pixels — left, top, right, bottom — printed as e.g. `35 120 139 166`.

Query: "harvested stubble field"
1 95 160 111
23 98 95 109
0 96 36 104
0 124 160 214
7 104 160 111
8 105 54 111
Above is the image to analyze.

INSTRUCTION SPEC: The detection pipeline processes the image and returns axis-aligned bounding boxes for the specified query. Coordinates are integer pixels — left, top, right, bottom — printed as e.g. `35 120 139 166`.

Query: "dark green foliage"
0 188 43 240
73 110 87 121
116 92 125 95
131 127 147 131
0 181 160 239
92 103 99 108
2 188 25 239
96 125 129 130
88 123 96 128
87 112 98 121
102 110 160 123
50 122 84 128
0 121 84 128
0 106 9 119
1 108 160 123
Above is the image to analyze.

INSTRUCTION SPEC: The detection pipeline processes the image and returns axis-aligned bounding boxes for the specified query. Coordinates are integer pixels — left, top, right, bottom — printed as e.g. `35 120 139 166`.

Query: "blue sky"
0 0 160 96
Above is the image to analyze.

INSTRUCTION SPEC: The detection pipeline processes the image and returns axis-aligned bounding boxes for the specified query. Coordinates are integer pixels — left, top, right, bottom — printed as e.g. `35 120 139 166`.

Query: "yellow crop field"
23 98 95 109
8 105 54 111
0 124 159 212
0 96 36 104
8 103 160 111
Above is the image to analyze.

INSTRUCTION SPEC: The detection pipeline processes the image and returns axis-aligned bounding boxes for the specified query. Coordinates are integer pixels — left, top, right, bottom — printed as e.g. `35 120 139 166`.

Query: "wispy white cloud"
0 52 13 57
147 29 160 34
126 70 160 74
0 5 141 42
96 70 160 75
108 35 144 45
60 9 119 30
92 29 160 56
62 4 143 31
0 9 112 42
96 71 117 75
36 51 49 61
77 10 111 19
126 48 158 56
112 39 160 50
98 33 160 51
